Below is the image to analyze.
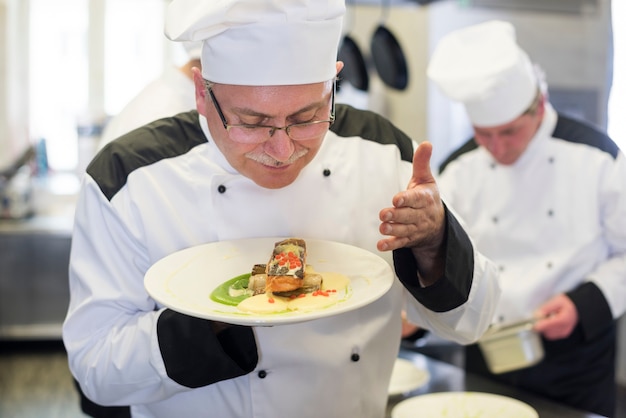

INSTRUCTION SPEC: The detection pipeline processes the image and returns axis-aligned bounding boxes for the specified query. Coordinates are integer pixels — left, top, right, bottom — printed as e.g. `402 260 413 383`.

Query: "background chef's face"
472 102 544 165
193 71 333 189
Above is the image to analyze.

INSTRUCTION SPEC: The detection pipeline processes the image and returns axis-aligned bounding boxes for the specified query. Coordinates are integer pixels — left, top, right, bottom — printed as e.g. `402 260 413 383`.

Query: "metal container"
478 319 544 374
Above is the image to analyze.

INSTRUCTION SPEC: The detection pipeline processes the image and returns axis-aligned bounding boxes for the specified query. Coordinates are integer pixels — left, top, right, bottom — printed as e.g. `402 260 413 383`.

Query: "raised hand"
377 141 446 285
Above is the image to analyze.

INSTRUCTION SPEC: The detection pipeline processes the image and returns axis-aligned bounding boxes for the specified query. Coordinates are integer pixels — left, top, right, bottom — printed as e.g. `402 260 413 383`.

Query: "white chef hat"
427 20 538 127
164 0 345 86
182 41 202 60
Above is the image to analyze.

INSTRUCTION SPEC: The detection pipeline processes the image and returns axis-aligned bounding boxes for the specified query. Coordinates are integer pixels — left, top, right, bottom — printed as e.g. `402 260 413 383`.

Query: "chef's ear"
192 67 210 117
336 61 344 76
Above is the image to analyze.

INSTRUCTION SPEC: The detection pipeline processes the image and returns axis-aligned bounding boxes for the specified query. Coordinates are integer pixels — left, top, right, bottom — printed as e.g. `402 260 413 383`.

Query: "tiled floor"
1 339 625 418
0 340 85 418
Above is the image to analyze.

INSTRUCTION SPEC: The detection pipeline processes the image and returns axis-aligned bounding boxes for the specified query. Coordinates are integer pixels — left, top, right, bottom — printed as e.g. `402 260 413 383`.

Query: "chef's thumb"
410 141 435 186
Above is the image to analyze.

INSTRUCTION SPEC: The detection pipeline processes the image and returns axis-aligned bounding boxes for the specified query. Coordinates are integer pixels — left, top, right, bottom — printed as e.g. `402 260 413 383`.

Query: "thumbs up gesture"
377 141 446 286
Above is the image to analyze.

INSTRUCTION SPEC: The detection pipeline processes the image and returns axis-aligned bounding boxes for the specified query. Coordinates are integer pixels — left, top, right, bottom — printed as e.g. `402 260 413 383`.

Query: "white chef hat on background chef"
164 0 345 86
427 20 538 127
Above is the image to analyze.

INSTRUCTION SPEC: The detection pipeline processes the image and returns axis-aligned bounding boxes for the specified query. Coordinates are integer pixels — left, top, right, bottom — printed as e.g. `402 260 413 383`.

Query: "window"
28 0 168 172
30 0 88 171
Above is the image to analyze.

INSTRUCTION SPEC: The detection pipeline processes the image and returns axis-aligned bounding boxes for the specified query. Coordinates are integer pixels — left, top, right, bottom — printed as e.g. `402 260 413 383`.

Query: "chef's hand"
532 293 579 340
377 141 446 286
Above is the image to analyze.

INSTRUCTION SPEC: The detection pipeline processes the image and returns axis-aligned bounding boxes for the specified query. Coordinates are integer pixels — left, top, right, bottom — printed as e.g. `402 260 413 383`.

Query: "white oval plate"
144 237 394 326
388 358 431 396
391 392 538 418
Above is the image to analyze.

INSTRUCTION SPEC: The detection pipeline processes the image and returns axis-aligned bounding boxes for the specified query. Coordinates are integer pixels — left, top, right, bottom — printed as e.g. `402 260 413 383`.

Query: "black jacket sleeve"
393 205 474 312
567 281 614 341
157 309 258 388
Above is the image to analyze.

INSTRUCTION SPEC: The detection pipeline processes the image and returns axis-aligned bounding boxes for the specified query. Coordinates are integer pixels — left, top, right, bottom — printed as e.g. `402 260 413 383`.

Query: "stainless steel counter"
0 174 78 339
386 348 606 418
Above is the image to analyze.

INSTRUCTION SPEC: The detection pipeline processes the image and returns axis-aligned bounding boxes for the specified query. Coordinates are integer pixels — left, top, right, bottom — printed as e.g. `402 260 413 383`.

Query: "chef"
62 1 501 417
428 20 626 417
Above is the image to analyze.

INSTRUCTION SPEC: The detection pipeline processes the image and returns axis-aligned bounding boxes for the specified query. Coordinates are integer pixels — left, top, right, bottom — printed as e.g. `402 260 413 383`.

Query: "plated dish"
391 391 538 418
388 358 430 396
144 237 394 326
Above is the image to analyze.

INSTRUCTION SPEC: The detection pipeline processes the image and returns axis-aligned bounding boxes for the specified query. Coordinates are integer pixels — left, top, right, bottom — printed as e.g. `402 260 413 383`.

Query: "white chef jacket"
438 103 626 330
63 107 500 418
98 65 196 150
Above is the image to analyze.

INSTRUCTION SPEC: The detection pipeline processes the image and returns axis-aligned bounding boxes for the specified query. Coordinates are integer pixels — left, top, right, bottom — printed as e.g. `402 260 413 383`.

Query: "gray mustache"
244 148 310 167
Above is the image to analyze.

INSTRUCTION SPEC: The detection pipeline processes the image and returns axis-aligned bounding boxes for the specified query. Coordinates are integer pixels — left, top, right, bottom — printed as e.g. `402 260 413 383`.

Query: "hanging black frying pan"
337 3 369 92
370 0 409 91
338 34 369 92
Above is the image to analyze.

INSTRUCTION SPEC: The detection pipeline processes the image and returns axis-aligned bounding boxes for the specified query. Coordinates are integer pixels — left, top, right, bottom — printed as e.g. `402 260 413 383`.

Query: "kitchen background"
0 0 624 416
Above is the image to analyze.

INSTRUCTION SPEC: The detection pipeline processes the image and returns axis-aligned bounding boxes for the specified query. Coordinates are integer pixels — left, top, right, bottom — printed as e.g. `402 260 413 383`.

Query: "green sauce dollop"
210 273 251 306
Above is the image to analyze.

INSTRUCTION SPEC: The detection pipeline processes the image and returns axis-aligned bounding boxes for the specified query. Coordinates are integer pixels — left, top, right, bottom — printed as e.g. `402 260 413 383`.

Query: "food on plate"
209 238 351 314
239 264 323 298
265 238 307 293
237 270 348 314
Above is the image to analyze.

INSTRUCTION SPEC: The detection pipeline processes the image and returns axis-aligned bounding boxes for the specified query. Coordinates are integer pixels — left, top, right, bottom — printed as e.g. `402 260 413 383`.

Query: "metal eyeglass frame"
205 79 336 142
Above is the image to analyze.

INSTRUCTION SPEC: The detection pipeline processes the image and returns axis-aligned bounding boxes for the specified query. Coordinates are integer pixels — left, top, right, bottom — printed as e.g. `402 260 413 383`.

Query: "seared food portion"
266 238 307 293
251 264 266 275
225 238 321 298
246 269 322 297
273 273 322 297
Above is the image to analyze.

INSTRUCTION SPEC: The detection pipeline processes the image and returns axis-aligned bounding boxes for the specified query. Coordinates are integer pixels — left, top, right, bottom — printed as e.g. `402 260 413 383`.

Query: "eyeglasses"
205 80 336 144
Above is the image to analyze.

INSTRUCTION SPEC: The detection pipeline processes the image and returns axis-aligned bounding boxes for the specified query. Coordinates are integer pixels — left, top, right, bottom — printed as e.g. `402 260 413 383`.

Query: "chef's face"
473 94 545 165
193 65 341 189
